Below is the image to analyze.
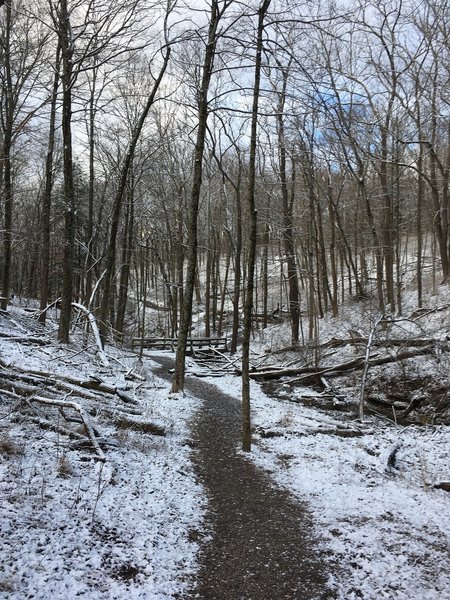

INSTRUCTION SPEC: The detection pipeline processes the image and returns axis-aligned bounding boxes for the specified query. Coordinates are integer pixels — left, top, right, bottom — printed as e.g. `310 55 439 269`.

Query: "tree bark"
249 346 434 381
242 0 271 452
57 0 77 343
99 47 171 346
275 65 300 344
115 169 135 336
39 49 60 324
171 1 224 392
1 1 13 310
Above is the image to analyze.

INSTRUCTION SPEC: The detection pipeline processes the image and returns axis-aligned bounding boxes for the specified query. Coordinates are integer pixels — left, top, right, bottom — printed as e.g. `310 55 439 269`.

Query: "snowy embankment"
210 279 450 600
212 373 450 600
0 305 205 599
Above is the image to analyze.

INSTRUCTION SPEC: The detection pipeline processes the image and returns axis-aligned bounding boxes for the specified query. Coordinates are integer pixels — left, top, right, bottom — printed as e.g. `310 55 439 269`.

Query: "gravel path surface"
153 356 331 600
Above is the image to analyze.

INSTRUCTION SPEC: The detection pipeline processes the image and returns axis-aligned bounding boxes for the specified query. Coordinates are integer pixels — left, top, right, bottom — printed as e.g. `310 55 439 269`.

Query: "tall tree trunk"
445 119 450 276
174 192 185 336
171 1 223 392
359 177 384 311
85 58 98 308
58 0 76 342
428 64 448 281
115 171 135 336
315 186 331 315
261 221 269 328
242 0 271 452
327 173 338 317
99 47 171 346
307 200 316 341
205 190 212 337
211 155 243 353
1 1 13 310
231 183 243 353
39 50 60 324
212 230 219 332
217 236 230 337
276 77 300 344
417 139 424 307
379 126 395 311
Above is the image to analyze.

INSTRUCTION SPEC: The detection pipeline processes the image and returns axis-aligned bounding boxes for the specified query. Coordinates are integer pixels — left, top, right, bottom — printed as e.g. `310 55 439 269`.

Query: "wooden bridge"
131 336 228 355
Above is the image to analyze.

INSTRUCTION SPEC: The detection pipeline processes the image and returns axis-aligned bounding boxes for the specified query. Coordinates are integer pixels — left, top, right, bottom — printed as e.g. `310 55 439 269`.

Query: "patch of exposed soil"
263 372 450 427
366 373 450 425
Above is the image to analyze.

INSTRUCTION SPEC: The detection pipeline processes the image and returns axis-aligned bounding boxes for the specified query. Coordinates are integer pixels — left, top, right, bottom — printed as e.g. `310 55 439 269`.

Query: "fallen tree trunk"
250 346 434 381
434 482 450 492
0 333 51 345
72 302 109 367
1 371 124 407
321 337 449 350
411 303 450 319
1 387 105 461
0 360 139 405
29 395 106 461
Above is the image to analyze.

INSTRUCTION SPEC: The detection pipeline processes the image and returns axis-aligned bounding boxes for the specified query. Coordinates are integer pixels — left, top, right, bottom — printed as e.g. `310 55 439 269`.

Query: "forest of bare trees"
2 0 450 356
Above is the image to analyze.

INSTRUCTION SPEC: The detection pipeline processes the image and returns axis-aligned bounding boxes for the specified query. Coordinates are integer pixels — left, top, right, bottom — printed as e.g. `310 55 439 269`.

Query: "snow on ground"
1 281 450 600
209 282 450 600
210 373 450 600
0 304 205 599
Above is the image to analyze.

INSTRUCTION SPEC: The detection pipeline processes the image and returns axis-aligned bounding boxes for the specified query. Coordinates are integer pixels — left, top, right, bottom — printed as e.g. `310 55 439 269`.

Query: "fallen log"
321 337 449 350
72 302 109 367
250 356 366 381
0 360 139 405
249 346 434 381
386 442 402 472
1 388 105 461
77 377 138 405
411 303 450 319
28 396 106 461
434 482 450 492
1 372 144 414
319 376 343 405
30 416 88 444
115 415 165 435
0 333 51 346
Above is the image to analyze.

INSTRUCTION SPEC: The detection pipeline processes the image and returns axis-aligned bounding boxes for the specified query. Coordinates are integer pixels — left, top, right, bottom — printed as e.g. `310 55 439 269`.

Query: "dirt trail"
153 356 332 600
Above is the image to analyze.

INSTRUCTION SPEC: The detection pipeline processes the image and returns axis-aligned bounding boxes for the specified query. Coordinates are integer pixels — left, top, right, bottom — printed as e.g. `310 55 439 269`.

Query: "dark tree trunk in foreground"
171 0 225 392
39 50 60 324
58 0 76 342
1 1 14 310
242 0 271 452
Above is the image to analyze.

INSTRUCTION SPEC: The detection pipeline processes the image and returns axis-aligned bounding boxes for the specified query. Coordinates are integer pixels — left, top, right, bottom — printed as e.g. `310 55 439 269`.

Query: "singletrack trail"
153 355 332 600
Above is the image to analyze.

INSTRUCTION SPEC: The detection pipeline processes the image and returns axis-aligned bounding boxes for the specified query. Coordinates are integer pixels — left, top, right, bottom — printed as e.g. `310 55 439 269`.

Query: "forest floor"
0 306 205 599
0 289 450 599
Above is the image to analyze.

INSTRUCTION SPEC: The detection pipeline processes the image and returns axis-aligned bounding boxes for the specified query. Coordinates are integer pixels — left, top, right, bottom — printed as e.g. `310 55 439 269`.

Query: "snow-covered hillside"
0 305 205 599
1 286 449 599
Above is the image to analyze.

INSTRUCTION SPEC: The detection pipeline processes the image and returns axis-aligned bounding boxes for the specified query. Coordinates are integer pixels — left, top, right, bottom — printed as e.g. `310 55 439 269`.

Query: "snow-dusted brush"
0 301 205 598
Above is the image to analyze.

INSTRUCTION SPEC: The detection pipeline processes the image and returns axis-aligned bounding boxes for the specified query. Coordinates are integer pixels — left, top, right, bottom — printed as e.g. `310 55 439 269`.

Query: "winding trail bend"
153 355 332 600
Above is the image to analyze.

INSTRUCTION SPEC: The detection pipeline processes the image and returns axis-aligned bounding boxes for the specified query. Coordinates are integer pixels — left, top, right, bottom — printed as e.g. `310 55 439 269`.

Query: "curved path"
153 355 331 600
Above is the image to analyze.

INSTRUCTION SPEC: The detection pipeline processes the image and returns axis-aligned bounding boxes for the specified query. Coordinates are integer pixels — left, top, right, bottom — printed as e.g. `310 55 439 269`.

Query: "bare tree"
0 0 50 310
98 36 172 346
38 46 60 324
171 0 234 392
267 52 301 343
46 0 153 342
241 0 271 452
